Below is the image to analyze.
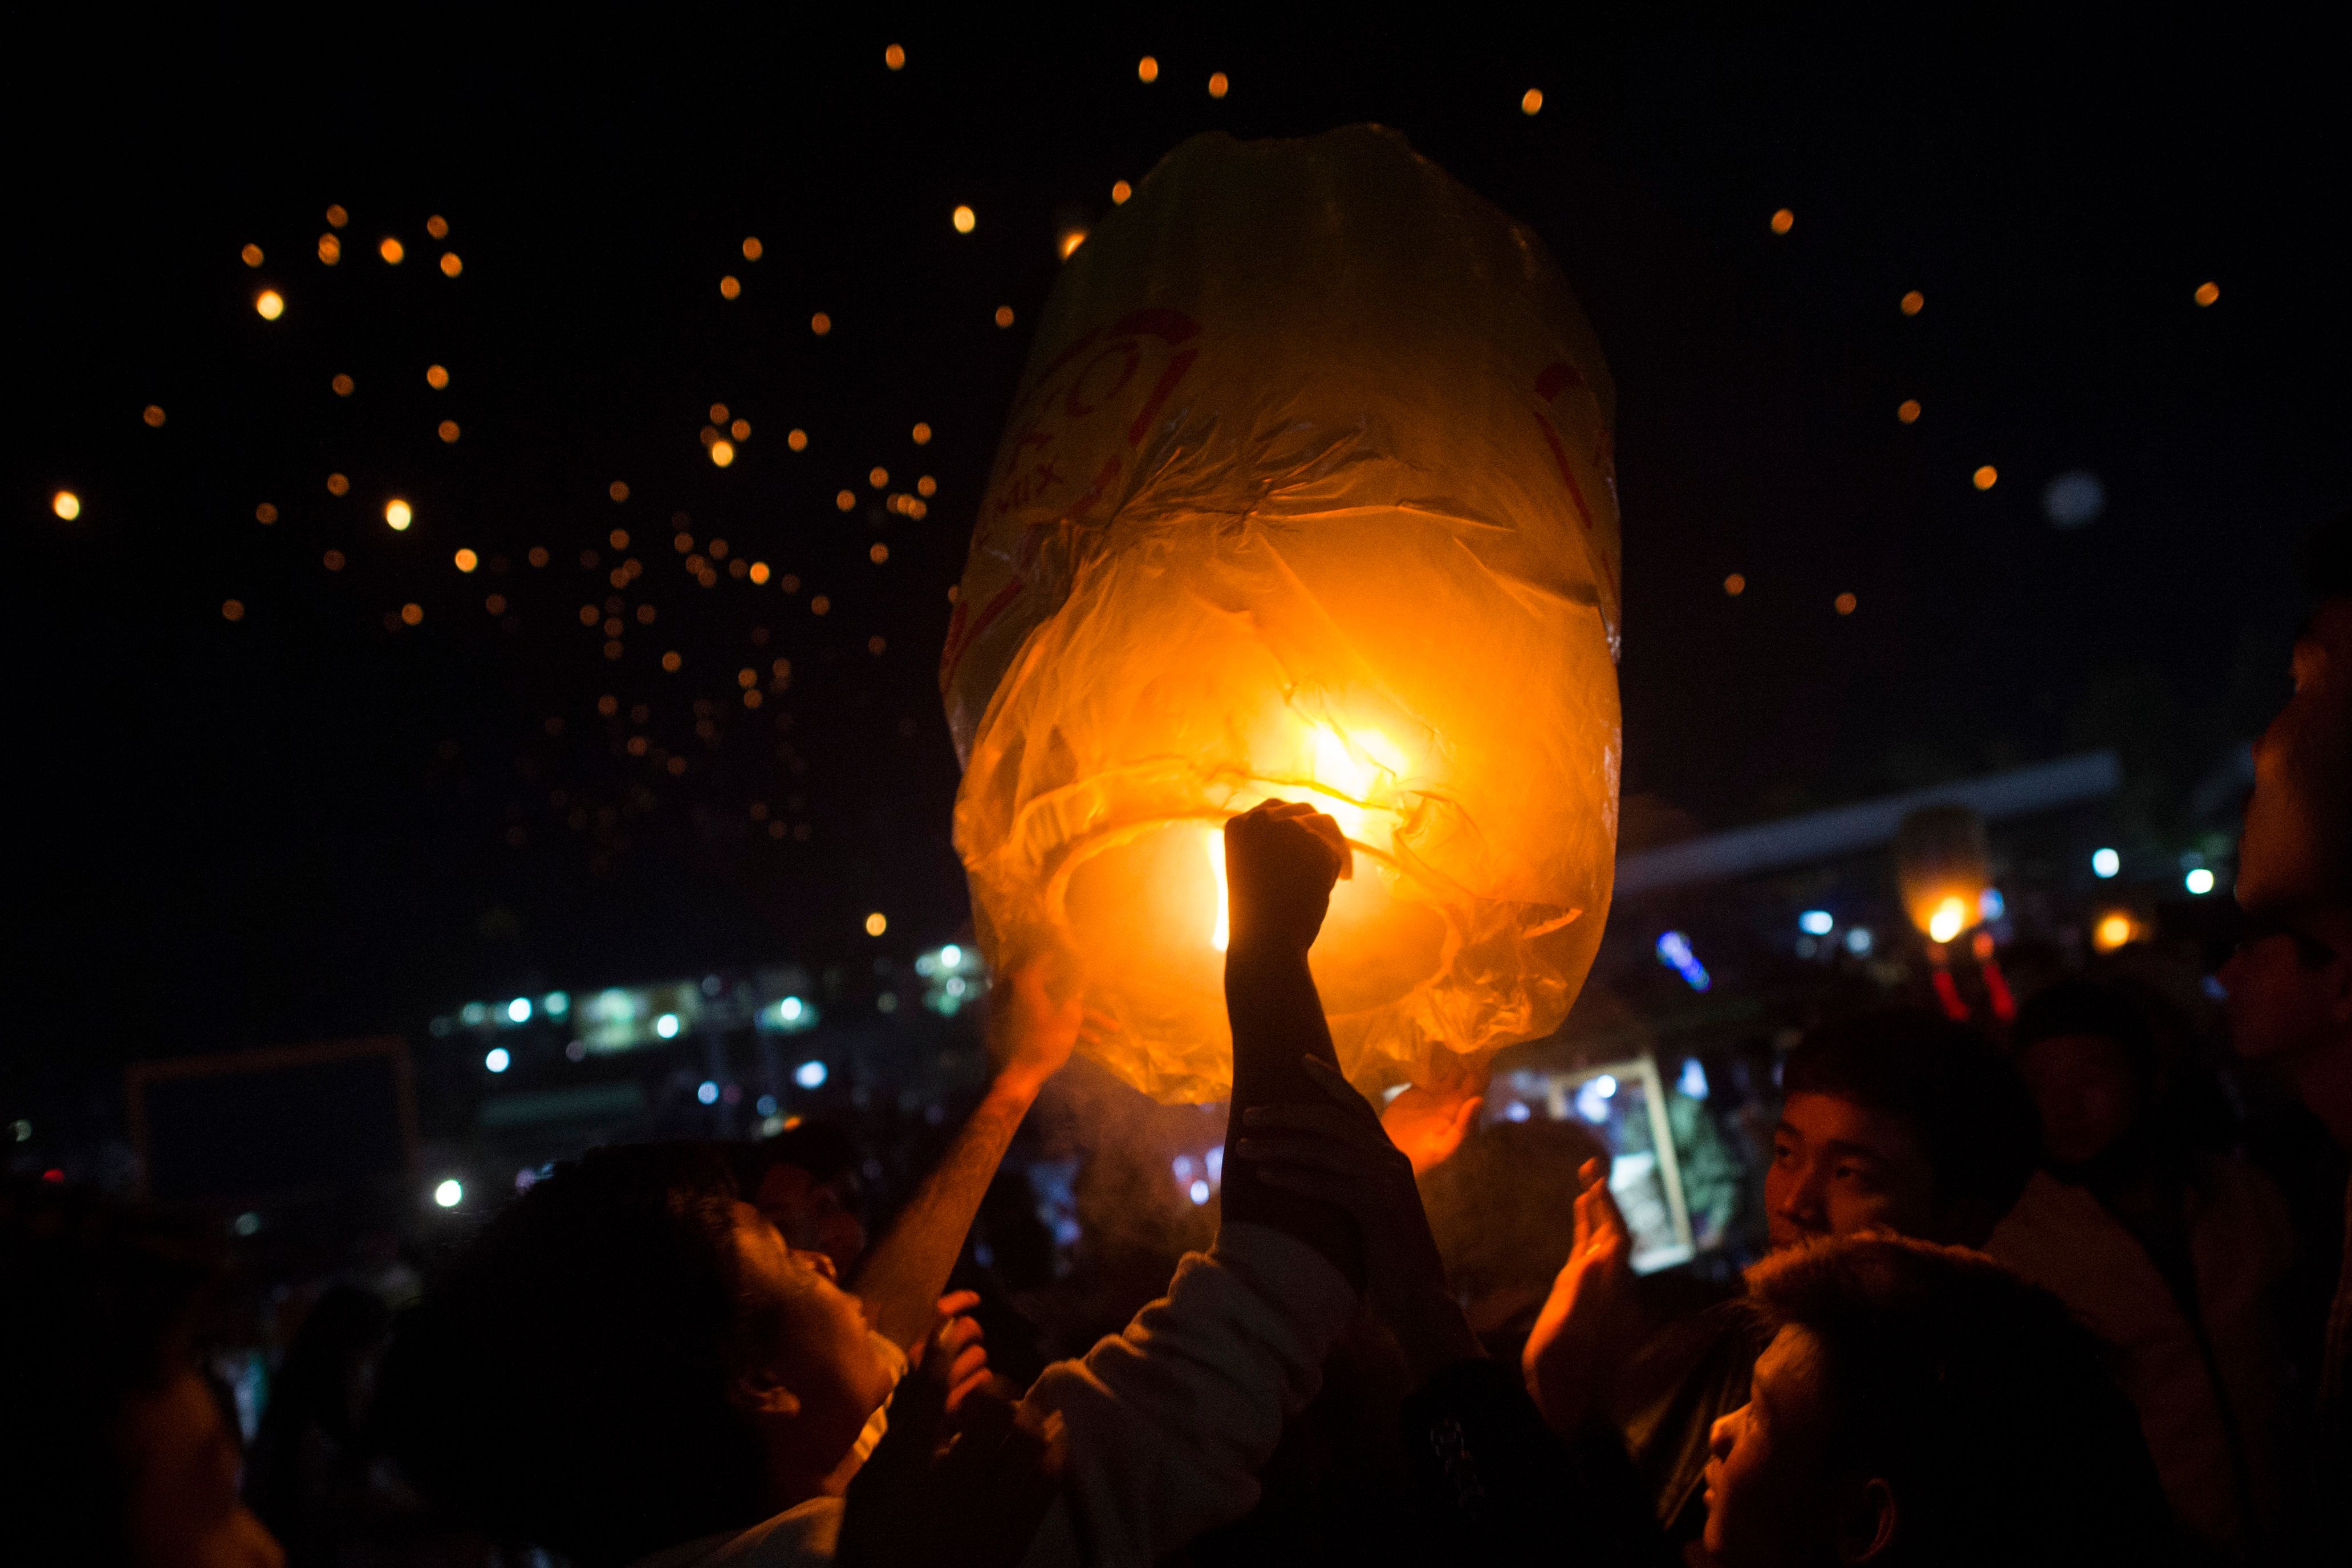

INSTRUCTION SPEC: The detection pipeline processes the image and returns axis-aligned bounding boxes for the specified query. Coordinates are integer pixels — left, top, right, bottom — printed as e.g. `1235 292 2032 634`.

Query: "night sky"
15 12 2349 1074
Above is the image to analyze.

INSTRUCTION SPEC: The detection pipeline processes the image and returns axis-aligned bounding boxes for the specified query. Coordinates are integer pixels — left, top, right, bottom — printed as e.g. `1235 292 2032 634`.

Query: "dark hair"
1746 1235 2176 1568
1782 1008 2039 1242
0 1178 221 1567
376 1144 771 1567
1420 1116 1608 1302
2012 978 2157 1078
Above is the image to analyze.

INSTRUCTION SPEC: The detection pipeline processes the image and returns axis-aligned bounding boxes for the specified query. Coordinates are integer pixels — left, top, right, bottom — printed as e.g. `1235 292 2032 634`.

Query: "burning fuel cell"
942 126 1623 1103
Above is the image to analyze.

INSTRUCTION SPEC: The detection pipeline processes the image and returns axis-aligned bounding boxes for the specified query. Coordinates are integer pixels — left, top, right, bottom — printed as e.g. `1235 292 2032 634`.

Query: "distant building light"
1503 1100 1533 1122
1173 1155 1196 1183
696 1080 720 1105
2186 867 2216 895
941 943 962 968
795 1059 828 1089
507 997 532 1023
655 1013 681 1039
1845 927 1874 956
1678 1058 1710 1100
1978 888 2005 922
484 1047 511 1074
756 1094 778 1116
1655 930 1712 992
1574 1079 1614 1124
1188 1179 1211 1205
1798 909 1834 936
2092 847 2121 879
865 912 888 937
460 1002 489 1026
433 1179 463 1209
542 990 570 1016
779 996 805 1022
2094 912 2136 952
234 1211 262 1236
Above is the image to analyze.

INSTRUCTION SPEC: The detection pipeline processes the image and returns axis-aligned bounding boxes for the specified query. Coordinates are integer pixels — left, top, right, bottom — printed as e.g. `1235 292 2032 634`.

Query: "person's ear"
732 1370 804 1421
1835 1476 1897 1563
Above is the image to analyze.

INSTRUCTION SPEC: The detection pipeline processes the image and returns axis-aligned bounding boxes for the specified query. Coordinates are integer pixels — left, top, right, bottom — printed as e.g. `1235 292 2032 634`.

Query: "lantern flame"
1927 896 1969 944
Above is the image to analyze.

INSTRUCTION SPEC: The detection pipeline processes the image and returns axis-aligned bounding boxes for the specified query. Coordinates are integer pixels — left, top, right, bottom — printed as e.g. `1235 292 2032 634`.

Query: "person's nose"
1709 1405 1745 1463
1774 1158 1827 1231
794 1246 839 1282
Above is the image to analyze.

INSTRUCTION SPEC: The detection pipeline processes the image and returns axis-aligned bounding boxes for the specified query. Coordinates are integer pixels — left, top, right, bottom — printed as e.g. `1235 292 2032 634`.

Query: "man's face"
2015 1033 2141 1166
755 1163 870 1278
1704 1326 1839 1568
1766 1093 1940 1250
120 1371 283 1568
2239 600 2352 913
728 1203 899 1462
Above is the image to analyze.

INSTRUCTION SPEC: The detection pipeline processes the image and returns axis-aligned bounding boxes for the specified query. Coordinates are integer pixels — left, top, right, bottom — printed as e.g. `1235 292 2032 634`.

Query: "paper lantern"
942 127 1622 1103
1894 805 1990 945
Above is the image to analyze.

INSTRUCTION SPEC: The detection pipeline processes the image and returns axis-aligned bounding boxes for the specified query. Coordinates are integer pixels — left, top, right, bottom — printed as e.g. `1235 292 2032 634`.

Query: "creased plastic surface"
942 126 1621 1104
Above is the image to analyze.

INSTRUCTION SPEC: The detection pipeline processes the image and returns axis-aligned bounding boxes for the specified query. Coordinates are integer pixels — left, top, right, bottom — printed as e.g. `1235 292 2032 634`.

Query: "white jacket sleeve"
1014 1220 1359 1568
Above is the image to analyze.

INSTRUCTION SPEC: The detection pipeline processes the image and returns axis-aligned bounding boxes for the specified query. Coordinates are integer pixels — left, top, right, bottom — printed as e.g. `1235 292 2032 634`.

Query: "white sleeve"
1013 1221 1359 1568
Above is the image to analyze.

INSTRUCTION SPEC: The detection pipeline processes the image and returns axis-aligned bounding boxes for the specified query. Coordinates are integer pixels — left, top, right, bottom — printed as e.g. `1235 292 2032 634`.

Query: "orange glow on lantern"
944 128 1623 1103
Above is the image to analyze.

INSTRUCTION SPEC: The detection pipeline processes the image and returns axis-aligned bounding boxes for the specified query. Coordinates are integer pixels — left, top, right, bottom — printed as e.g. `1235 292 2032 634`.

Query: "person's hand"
1522 1156 1639 1435
840 1294 1067 1568
912 1291 994 1415
1233 1054 1482 1381
1223 799 1351 960
1380 1079 1486 1176
986 958 1102 1099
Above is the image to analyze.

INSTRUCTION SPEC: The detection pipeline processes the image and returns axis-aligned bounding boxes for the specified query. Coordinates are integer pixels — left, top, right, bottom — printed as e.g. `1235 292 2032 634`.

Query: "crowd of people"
9 513 2351 1566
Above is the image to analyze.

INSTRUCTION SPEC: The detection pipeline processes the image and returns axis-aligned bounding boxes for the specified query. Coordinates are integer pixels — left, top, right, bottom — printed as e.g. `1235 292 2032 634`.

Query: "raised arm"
852 961 1084 1352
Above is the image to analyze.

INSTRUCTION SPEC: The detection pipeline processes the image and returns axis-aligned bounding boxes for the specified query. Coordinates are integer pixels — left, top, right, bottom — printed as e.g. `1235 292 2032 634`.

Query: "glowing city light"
1189 1179 1211 1204
953 205 976 233
2094 912 2136 952
507 997 531 1023
1979 888 2005 921
433 1179 463 1208
864 912 888 936
2185 867 2216 895
1679 1058 1711 1100
1798 910 1834 936
1656 931 1712 992
2092 847 2121 879
379 237 405 264
1845 927 1874 956
795 1059 828 1088
543 992 570 1016
779 996 804 1022
697 1080 720 1105
385 499 413 530
484 1047 511 1073
709 440 735 467
655 1012 680 1038
52 490 80 521
454 549 478 572
940 944 962 968
255 290 285 319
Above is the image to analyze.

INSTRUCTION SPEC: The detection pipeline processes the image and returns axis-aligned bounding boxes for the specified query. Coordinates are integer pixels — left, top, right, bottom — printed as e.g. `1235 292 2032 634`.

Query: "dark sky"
14 9 2349 1071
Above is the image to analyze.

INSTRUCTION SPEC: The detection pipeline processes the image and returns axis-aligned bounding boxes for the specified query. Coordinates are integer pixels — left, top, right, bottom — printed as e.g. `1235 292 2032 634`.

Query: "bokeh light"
255 290 285 319
953 204 976 233
1208 71 1229 98
1137 55 1159 83
1770 208 1794 234
865 911 888 936
440 253 462 277
2194 280 2220 306
54 490 83 520
379 237 405 264
454 549 479 572
1973 465 1998 490
385 499 414 530
1897 398 1922 424
1521 88 1543 115
1834 592 1858 615
1899 289 1924 315
1724 573 1746 595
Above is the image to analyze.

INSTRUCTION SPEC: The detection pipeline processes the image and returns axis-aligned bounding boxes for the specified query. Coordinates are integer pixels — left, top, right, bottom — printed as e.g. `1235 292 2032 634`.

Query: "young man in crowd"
1 1177 286 1568
2224 509 2352 1438
1517 1007 2042 1545
1237 1051 2174 1566
378 800 1371 1567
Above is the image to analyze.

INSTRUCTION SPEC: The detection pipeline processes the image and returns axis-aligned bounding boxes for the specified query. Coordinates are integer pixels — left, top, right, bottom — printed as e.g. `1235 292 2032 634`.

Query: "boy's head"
378 1143 897 1567
1 1179 282 1568
2009 978 2158 1166
1703 1234 2167 1568
1768 1009 2038 1250
2239 508 2352 915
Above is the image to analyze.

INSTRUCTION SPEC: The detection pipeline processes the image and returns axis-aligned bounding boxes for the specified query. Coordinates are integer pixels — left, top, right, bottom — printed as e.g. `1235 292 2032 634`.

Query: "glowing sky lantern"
1895 804 1990 947
943 127 1623 1103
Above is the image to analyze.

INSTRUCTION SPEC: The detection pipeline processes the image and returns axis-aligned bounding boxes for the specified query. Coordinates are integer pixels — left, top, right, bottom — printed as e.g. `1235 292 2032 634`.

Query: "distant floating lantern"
385 498 413 530
1895 805 1989 947
255 290 285 320
52 490 81 521
944 126 1623 1102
